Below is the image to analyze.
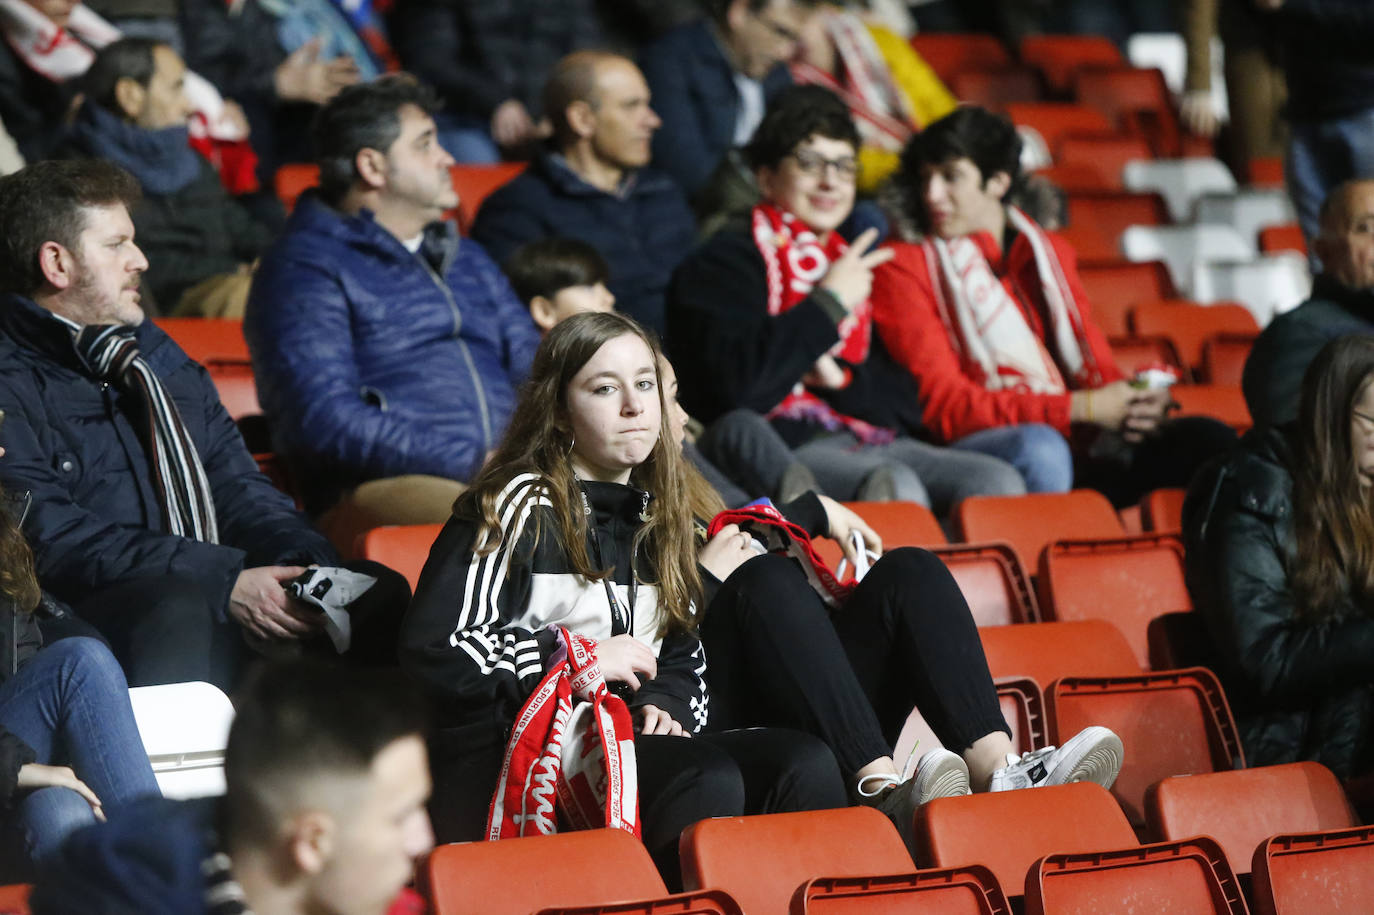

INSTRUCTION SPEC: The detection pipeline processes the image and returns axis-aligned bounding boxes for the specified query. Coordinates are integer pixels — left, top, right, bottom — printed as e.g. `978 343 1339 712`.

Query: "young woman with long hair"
399 312 847 885
1186 334 1374 778
0 476 159 874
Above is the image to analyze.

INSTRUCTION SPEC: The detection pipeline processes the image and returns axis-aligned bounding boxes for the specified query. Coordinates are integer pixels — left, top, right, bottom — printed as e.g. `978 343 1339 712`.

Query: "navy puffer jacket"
245 194 541 515
0 296 336 617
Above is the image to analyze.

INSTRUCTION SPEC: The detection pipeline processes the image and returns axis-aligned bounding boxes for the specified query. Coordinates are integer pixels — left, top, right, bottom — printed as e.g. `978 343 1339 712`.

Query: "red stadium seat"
794 865 1012 914
950 67 1044 111
909 33 1013 81
154 317 250 363
979 619 1141 690
1252 825 1374 915
0 885 29 915
931 542 1040 626
1061 190 1170 262
1141 488 1185 534
956 490 1123 571
357 524 443 591
1258 223 1307 257
1168 384 1252 433
1108 334 1187 380
895 676 1047 769
1025 837 1247 914
204 359 261 420
1246 155 1285 189
532 889 744 915
1055 134 1153 190
1076 260 1175 338
1004 103 1117 163
274 163 320 212
1200 334 1256 386
452 162 527 233
1074 65 1183 156
1129 299 1259 376
1019 35 1125 95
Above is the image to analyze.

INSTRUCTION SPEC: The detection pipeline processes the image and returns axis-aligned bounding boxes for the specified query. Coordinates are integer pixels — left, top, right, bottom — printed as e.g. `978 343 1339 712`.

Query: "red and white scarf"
487 629 639 840
921 207 1106 394
707 503 853 608
753 202 894 445
790 11 915 155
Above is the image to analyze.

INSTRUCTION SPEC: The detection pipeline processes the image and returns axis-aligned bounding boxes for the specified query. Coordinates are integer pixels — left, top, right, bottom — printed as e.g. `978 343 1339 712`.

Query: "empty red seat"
1146 762 1357 878
909 33 1013 81
1019 35 1125 95
1005 103 1117 163
680 807 914 914
357 523 443 591
950 66 1044 111
204 360 261 420
930 542 1040 626
1200 334 1256 386
1025 837 1247 914
1141 488 1186 534
1056 134 1153 190
1037 533 1191 669
1076 260 1175 337
1168 383 1252 433
0 885 29 915
1074 65 1183 157
532 889 744 915
1062 191 1171 263
1246 155 1285 188
979 619 1141 690
1258 223 1307 257
1251 825 1374 915
1046 668 1246 825
452 162 526 233
795 865 1012 914
273 162 320 212
1129 299 1259 376
154 317 250 363
956 490 1123 571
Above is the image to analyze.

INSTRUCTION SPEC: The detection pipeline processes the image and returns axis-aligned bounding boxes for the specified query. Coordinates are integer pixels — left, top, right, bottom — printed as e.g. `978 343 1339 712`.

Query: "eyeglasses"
790 150 860 180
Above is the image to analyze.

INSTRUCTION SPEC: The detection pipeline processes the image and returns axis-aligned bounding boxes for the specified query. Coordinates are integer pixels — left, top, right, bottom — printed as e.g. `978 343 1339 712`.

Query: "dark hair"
1291 335 1374 620
899 106 1024 229
744 85 859 171
82 37 160 114
543 50 616 148
503 237 610 305
312 73 442 204
705 0 820 24
224 661 427 848
0 486 39 613
0 160 141 296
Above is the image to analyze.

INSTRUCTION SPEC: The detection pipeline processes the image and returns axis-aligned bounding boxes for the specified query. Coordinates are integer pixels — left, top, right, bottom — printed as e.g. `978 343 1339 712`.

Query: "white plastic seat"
1191 253 1312 326
1120 224 1253 295
128 681 235 799
1194 189 1297 248
1123 158 1238 222
1018 125 1052 171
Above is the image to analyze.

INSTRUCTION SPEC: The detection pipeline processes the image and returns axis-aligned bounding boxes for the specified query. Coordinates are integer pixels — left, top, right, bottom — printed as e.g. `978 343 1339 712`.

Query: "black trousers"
428 722 845 890
72 559 410 690
701 549 1010 776
1078 416 1239 508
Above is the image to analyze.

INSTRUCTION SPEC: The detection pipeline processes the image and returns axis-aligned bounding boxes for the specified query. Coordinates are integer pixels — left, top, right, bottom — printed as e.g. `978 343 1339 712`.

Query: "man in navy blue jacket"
0 159 386 689
639 0 816 201
470 52 694 336
245 75 540 549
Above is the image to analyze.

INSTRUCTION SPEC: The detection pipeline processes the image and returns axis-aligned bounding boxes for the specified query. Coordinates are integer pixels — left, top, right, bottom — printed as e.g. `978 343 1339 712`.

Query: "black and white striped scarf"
73 324 220 543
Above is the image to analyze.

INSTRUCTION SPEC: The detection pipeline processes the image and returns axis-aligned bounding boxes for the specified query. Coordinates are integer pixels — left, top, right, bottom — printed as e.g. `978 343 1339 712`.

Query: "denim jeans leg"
949 424 1074 493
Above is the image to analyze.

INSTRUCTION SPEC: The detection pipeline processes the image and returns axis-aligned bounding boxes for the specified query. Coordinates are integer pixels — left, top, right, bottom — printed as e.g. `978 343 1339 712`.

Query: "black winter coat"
1183 426 1374 777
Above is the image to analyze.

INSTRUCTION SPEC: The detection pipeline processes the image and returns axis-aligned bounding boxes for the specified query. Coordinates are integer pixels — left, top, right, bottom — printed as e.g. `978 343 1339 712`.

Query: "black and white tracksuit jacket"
401 473 709 736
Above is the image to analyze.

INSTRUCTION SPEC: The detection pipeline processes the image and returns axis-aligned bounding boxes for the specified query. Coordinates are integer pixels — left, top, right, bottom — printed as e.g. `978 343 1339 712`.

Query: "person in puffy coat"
1184 334 1374 778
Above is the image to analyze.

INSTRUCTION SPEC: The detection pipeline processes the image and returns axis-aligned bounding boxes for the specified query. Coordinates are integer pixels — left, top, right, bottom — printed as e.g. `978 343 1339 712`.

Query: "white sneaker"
857 749 971 844
988 726 1123 792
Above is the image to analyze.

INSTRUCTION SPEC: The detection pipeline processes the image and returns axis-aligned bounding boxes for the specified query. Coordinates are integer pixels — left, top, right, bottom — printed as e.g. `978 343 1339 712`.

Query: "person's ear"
287 811 336 876
565 100 597 141
755 165 777 201
354 147 388 191
37 241 76 291
725 0 749 32
529 296 560 333
985 170 1012 202
112 76 145 121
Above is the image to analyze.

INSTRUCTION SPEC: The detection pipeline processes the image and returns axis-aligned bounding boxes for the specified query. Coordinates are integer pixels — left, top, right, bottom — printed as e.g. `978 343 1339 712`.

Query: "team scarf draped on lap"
73 325 220 544
487 628 639 840
919 206 1107 395
753 201 895 445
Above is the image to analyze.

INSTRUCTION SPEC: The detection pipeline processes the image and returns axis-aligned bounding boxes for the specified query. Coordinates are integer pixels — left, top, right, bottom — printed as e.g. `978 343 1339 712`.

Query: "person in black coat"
1185 334 1374 778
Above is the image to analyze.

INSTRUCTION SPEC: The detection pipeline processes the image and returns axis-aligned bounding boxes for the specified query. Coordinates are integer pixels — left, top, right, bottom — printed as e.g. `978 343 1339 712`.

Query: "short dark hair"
503 237 610 305
224 660 428 849
706 0 821 25
543 51 615 149
312 73 442 204
0 160 141 296
899 106 1025 225
744 85 859 171
82 37 160 115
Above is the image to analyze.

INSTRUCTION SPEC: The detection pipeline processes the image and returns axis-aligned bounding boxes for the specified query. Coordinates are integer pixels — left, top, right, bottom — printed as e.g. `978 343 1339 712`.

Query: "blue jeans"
0 637 159 866
1287 106 1374 259
949 424 1074 494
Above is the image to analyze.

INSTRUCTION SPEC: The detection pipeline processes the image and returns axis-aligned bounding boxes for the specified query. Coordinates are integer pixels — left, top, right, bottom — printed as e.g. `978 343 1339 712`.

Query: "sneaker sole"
915 753 972 805
1046 726 1124 790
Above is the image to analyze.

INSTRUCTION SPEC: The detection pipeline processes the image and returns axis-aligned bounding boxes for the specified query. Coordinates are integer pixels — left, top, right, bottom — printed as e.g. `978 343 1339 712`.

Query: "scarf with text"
487 628 639 840
752 201 894 444
920 206 1109 395
73 325 219 543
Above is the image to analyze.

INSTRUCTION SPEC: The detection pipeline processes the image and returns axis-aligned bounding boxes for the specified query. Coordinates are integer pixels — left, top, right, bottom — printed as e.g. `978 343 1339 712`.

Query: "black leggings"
701 548 1010 775
428 724 845 890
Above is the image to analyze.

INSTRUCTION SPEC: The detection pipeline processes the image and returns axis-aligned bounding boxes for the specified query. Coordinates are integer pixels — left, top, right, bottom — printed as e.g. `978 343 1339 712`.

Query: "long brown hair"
455 312 701 636
1291 335 1374 620
0 489 40 612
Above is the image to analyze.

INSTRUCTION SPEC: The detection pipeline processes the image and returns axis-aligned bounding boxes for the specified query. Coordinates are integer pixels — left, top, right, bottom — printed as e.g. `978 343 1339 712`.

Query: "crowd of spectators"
0 0 1370 911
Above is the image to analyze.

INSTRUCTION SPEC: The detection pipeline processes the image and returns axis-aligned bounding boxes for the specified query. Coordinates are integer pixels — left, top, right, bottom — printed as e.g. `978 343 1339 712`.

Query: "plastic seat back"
1075 260 1175 336
1025 836 1248 915
1004 103 1116 160
1038 534 1191 669
895 676 1047 771
274 162 320 211
532 889 744 915
950 67 1043 111
204 359 261 420
1147 762 1355 878
979 620 1141 690
428 830 667 915
128 681 234 798
1195 189 1297 248
956 490 1123 571
679 807 913 914
1129 300 1259 374
930 543 1039 626
1258 223 1306 257
0 885 28 915
1200 334 1256 386
1047 668 1245 825
794 865 1012 914
1109 335 1187 380
1062 191 1170 262
1054 134 1152 190
154 317 250 363
452 162 526 233
1122 158 1238 223
1120 224 1253 295
812 501 945 580
1141 488 1186 534
916 782 1136 896
909 33 1013 81
1074 65 1182 156
1191 254 1312 326
1246 156 1284 188
1251 825 1374 915
1168 383 1252 433
1019 35 1124 95
358 523 444 591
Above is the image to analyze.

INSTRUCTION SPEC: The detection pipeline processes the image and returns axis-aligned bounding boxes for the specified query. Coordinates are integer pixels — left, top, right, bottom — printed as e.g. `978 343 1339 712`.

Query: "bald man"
470 51 695 336
1243 179 1374 427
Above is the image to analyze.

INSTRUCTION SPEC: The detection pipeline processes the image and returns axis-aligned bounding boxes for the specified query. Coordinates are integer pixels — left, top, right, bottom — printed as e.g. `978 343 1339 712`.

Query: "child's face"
551 283 616 323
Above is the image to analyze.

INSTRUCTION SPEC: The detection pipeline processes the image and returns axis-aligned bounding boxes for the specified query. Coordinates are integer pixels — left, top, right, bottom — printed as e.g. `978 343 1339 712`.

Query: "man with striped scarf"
0 158 407 688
